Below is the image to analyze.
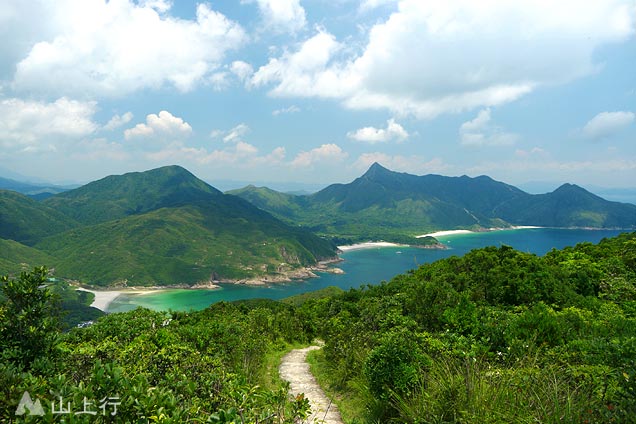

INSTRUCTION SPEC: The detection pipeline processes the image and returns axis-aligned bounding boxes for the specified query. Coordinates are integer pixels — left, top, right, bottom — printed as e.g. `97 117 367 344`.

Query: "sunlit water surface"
108 228 627 312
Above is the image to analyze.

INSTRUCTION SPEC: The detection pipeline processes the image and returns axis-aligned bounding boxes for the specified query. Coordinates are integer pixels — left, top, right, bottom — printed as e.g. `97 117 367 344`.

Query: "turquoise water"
107 228 628 313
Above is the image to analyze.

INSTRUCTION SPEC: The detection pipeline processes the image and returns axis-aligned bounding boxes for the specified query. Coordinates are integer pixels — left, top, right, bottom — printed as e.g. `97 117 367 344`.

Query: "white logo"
15 391 45 416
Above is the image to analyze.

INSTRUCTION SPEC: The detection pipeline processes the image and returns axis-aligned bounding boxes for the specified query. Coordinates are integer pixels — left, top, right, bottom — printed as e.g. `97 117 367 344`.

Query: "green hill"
0 190 79 245
494 183 636 227
229 163 636 242
43 165 224 225
34 166 337 286
0 238 56 276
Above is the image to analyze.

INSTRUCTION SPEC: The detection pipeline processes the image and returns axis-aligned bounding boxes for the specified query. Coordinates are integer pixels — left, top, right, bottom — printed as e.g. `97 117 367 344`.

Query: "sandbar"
76 287 155 312
417 226 543 239
338 241 404 251
416 230 473 238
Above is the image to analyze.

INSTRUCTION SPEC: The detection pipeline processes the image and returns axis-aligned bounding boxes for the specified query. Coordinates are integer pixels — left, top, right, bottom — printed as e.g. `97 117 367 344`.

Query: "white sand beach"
417 226 544 239
76 287 155 312
338 241 404 251
416 230 473 238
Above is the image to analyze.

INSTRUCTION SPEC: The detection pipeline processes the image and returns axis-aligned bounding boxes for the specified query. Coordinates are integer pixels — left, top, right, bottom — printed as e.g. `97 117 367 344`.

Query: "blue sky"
0 0 635 192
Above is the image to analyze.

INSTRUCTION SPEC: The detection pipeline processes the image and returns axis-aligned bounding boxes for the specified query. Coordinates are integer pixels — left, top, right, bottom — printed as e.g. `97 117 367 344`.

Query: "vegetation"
229 163 636 243
0 190 78 245
1 270 315 422
0 238 56 276
300 232 636 422
0 166 338 286
2 232 635 422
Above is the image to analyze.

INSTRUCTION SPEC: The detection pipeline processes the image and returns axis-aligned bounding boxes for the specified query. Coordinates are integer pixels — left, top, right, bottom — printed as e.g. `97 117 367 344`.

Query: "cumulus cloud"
230 61 254 82
582 111 635 140
146 141 286 167
124 111 192 140
250 30 349 97
0 97 97 151
104 112 133 131
347 119 408 143
459 108 518 147
244 0 307 33
291 143 348 168
11 0 246 97
253 0 636 118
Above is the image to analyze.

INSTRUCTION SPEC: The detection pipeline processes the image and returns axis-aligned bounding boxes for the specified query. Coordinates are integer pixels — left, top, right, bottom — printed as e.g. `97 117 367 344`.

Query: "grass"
306 348 368 424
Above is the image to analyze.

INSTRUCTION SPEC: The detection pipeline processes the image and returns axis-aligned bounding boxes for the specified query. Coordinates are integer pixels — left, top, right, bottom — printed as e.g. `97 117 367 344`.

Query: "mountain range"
0 166 337 286
1 163 634 286
229 163 636 243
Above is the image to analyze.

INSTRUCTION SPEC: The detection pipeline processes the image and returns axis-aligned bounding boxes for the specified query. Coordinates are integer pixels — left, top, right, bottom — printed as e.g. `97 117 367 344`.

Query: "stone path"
279 346 344 424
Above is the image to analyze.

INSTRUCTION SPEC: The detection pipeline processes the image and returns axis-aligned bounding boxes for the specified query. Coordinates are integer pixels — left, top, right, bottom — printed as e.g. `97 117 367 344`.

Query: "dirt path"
279 346 344 424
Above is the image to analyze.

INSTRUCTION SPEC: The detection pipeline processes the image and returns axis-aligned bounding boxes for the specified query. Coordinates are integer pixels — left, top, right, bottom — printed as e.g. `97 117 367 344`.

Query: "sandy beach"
417 226 543 239
338 241 405 251
76 287 156 312
416 229 473 238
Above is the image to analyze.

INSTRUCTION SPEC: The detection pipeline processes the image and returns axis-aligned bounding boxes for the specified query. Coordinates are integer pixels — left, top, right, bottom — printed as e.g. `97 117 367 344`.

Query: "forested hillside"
0 166 338 285
1 233 635 422
230 163 636 244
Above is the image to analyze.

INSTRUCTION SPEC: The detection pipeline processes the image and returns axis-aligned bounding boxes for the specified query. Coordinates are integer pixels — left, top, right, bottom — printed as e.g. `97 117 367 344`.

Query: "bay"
107 228 628 313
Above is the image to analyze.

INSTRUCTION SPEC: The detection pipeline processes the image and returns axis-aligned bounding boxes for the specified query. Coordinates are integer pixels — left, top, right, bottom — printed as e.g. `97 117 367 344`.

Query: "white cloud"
146 141 286 167
244 0 307 33
11 1 246 97
138 0 172 14
582 111 635 139
291 143 348 168
353 152 450 174
251 30 349 97
210 123 251 143
459 108 518 147
124 111 192 140
272 105 300 116
104 111 133 131
254 1 636 118
230 61 254 82
0 97 97 151
347 118 408 143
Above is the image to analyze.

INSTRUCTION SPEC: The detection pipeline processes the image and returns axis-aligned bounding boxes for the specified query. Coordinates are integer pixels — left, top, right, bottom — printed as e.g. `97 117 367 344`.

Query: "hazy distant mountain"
0 176 71 199
230 163 636 242
2 166 337 286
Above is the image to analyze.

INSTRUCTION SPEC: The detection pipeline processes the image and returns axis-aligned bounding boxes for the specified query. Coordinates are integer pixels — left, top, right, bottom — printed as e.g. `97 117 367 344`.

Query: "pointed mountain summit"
44 165 221 225
231 164 636 244
4 165 340 286
360 162 395 180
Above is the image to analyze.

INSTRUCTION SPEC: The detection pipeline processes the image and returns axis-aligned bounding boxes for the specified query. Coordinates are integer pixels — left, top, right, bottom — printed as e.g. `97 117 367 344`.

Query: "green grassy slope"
36 204 335 286
0 238 56 276
43 165 225 225
33 166 336 286
0 190 80 245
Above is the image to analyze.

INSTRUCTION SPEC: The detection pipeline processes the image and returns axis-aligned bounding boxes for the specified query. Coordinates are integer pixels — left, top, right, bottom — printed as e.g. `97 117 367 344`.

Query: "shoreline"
416 226 543 239
76 287 171 312
337 241 406 251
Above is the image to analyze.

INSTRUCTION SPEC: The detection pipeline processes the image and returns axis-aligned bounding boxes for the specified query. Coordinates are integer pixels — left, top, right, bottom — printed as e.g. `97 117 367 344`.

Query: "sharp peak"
362 162 394 177
554 182 586 191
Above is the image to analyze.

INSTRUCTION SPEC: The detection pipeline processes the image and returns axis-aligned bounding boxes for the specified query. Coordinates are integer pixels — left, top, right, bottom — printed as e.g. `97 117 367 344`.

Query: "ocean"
107 228 628 312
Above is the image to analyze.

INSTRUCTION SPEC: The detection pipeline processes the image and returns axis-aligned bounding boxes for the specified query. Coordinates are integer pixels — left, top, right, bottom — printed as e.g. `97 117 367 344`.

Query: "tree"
0 267 60 369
